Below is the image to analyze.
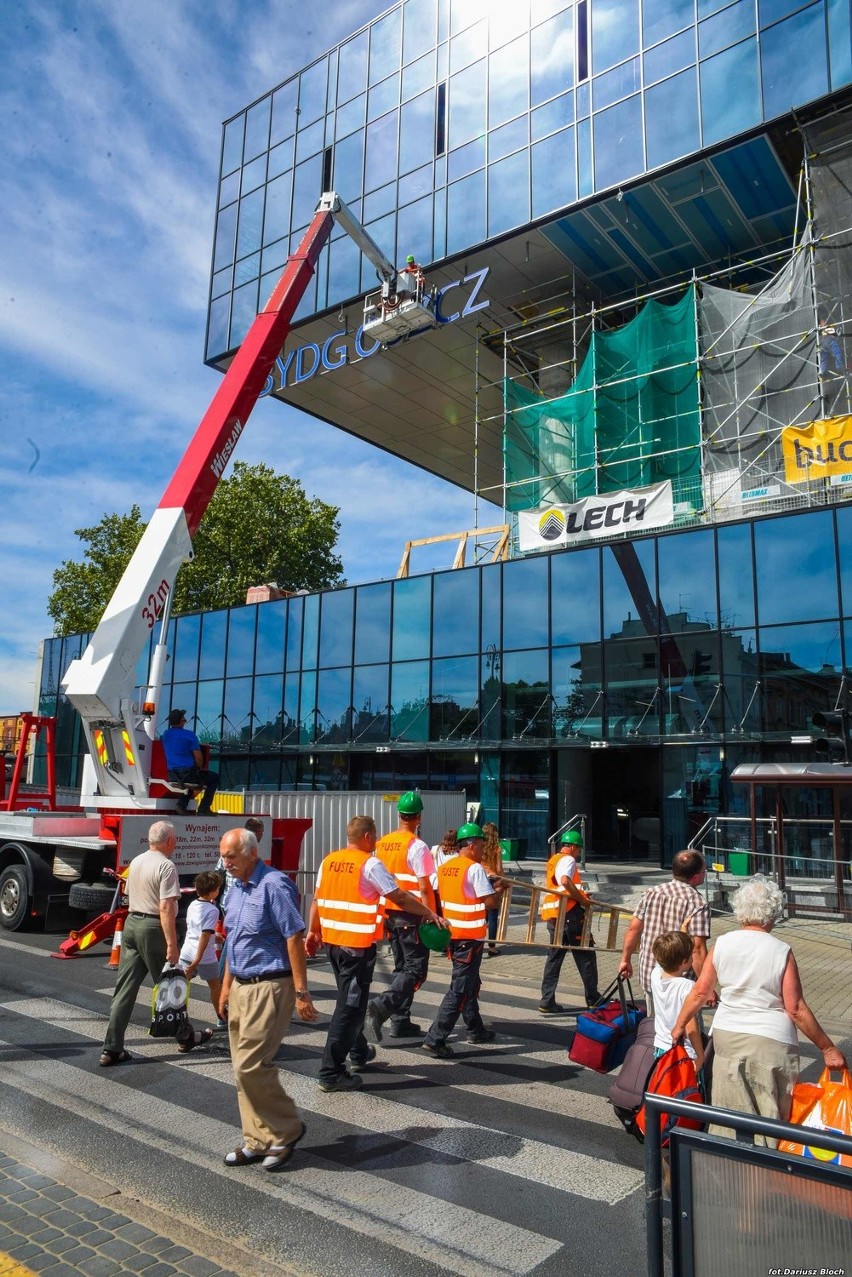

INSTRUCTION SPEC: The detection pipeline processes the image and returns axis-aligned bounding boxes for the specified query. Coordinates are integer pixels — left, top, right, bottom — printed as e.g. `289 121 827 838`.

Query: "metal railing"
546 813 587 868
645 1093 852 1276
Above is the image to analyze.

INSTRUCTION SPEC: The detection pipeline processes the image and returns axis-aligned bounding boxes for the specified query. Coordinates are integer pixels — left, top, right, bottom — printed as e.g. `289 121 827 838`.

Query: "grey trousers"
103 914 193 1053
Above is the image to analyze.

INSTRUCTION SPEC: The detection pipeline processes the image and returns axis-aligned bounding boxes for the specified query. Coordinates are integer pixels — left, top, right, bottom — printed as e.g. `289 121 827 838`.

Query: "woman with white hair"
672 875 846 1142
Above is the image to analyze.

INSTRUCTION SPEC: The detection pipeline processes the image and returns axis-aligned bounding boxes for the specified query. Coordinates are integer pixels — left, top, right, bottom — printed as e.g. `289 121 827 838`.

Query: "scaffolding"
476 114 852 544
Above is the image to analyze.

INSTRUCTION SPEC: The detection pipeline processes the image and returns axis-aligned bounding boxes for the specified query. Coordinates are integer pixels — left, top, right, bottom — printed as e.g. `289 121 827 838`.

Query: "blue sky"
0 1 487 715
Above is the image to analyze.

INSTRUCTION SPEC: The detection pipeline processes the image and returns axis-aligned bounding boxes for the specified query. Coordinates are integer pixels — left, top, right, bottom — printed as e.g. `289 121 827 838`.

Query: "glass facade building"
39 501 852 859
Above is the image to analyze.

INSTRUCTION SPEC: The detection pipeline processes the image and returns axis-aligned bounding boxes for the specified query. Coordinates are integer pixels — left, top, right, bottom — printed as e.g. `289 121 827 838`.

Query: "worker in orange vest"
306 814 446 1093
366 791 437 1042
538 830 601 1014
422 823 505 1059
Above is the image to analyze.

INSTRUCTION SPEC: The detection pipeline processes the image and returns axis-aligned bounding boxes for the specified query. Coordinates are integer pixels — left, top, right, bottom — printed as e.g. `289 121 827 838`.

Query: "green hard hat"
456 822 485 842
561 829 583 846
406 254 416 263
419 920 450 952
398 790 424 816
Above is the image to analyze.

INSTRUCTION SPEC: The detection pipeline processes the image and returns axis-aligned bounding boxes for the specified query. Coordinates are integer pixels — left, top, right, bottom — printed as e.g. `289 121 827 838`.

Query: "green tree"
47 462 345 635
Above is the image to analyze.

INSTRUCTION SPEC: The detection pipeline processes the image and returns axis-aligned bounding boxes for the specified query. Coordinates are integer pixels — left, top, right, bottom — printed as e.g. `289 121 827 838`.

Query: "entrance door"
589 745 661 862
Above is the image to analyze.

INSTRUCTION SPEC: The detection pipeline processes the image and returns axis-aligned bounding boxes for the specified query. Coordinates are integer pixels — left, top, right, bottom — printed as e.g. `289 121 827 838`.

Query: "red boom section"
159 208 335 536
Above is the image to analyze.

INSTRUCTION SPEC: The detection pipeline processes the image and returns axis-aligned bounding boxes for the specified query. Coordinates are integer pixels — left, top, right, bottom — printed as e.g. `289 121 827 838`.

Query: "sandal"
99 1050 132 1068
224 1146 265 1167
261 1122 307 1172
177 1027 214 1054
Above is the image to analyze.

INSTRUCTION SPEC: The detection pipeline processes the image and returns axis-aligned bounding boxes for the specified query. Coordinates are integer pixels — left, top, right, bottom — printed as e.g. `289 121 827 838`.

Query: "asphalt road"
0 925 650 1277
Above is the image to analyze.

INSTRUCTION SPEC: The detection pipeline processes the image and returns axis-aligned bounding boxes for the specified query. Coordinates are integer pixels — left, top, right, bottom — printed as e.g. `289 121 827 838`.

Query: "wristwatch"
295 988 310 997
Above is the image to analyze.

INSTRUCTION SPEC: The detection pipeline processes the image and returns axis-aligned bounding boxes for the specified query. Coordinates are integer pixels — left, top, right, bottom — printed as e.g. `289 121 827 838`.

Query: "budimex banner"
517 481 674 551
782 416 852 483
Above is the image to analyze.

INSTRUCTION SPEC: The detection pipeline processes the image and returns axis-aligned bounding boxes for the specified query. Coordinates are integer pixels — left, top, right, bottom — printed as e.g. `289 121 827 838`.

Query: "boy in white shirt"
179 871 223 1022
650 931 704 1069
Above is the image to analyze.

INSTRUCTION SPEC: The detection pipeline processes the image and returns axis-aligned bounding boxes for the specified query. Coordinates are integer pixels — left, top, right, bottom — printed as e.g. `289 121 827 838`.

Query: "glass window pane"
255 600 286 675
451 0 489 37
551 548 601 644
432 568 480 657
196 680 224 743
400 90 437 174
645 67 699 169
502 649 550 739
226 606 257 679
531 10 575 105
503 556 549 649
594 57 641 111
369 74 400 122
222 115 244 176
431 655 479 739
491 0 530 49
449 58 487 148
451 19 488 73
328 233 362 304
336 94 366 139
235 251 259 287
592 0 640 74
699 0 755 58
244 98 271 161
657 530 718 630
400 162 434 204
338 32 368 104
604 637 661 739
268 137 294 180
717 523 755 629
447 169 485 254
319 589 354 668
553 644 601 739
241 154 266 195
206 294 230 360
761 4 828 119
644 0 696 46
228 279 258 346
644 29 695 85
488 36 529 128
285 596 303 671
263 172 292 246
365 111 399 188
295 118 325 165
333 130 364 201
603 538 657 637
213 202 238 272
302 595 319 669
397 193 433 266
299 669 317 742
370 8 402 84
236 188 264 259
223 677 253 748
490 115 529 162
353 665 390 741
250 673 283 744
488 148 530 236
364 181 397 223
532 127 576 216
481 563 501 653
199 611 227 680
448 136 486 181
291 154 323 231
299 60 328 124
755 512 837 623
393 576 432 660
593 93 643 191
699 37 760 148
317 667 353 742
219 171 239 209
391 660 430 740
759 622 842 738
403 51 436 101
405 0 437 62
271 80 298 146
173 614 201 683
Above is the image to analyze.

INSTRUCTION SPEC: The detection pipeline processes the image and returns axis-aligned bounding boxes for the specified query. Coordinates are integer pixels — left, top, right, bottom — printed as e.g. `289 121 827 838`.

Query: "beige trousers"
709 1027 799 1147
228 977 302 1152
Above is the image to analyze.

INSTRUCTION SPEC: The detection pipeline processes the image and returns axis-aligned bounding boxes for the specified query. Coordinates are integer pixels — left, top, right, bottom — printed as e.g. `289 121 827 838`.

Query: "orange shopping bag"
778 1068 852 1168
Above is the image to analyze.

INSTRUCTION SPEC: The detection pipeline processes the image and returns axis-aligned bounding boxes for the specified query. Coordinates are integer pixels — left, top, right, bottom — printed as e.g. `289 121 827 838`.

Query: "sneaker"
466 1029 496 1044
349 1045 377 1072
538 1001 565 1015
215 1018 228 1030
365 1002 384 1044
318 1072 364 1093
388 1020 422 1038
422 1041 455 1059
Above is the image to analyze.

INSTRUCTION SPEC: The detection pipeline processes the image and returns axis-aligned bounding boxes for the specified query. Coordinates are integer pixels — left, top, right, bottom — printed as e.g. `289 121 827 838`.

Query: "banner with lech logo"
517 481 674 551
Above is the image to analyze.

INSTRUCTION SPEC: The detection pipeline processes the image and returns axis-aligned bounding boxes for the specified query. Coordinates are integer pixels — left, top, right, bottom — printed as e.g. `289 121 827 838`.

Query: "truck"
0 193 437 934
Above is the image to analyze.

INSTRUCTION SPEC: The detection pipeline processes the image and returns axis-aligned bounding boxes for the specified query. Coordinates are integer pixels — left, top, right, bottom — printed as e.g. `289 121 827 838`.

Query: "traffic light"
812 708 850 764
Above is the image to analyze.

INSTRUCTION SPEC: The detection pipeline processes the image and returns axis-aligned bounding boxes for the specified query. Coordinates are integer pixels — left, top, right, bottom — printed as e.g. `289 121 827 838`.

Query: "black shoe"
586 993 603 1008
422 1041 454 1059
349 1045 377 1072
538 1001 565 1015
466 1029 496 1044
388 1020 422 1038
318 1072 364 1093
365 1003 384 1044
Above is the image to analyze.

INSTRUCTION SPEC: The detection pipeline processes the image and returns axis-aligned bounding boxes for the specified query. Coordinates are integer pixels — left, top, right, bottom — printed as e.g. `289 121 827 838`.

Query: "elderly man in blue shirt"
218 827 317 1172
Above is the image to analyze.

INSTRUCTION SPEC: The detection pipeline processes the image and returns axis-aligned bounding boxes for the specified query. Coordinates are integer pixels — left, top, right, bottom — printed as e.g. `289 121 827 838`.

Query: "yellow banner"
782 415 852 483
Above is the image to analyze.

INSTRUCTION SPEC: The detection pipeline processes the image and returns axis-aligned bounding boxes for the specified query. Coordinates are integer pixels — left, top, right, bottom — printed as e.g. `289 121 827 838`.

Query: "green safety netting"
504 288 701 511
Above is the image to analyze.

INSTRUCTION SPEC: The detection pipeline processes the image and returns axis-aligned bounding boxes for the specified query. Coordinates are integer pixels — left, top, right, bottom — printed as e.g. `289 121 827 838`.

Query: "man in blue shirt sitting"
160 709 219 815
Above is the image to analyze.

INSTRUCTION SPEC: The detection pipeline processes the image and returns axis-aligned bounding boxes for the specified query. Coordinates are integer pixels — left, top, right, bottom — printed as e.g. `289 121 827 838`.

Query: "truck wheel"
0 864 30 931
68 882 116 913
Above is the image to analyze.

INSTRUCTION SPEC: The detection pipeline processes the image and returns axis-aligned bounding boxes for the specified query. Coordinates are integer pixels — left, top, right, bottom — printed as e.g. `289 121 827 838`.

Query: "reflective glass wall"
207 0 850 360
42 503 852 852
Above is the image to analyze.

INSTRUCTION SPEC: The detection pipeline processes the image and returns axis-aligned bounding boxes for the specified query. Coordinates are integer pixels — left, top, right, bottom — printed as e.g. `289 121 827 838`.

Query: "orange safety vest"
539 852 583 921
315 848 380 949
376 830 421 911
437 854 487 940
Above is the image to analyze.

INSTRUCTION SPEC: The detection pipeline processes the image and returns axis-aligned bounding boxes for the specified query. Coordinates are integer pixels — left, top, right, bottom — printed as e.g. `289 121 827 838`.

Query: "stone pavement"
0 1136 285 1277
